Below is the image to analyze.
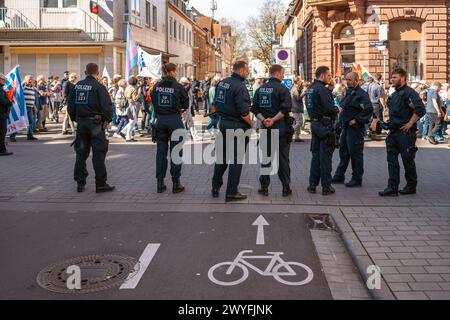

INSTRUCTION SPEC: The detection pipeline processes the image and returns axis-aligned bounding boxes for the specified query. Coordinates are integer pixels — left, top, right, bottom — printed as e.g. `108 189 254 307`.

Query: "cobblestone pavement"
0 123 449 300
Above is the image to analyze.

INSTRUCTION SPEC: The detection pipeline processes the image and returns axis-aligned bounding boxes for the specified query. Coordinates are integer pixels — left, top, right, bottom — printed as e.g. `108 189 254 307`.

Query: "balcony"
0 7 110 41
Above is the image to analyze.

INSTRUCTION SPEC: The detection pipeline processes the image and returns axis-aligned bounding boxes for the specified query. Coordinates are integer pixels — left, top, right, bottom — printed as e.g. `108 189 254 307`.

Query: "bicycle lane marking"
120 243 161 290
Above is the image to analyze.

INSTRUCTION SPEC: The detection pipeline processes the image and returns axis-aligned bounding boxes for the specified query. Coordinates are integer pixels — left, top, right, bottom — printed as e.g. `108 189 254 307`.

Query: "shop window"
389 20 422 82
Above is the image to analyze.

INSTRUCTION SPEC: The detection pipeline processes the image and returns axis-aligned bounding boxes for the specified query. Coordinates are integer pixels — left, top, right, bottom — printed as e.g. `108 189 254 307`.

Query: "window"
41 0 58 8
145 1 151 27
152 5 157 30
182 26 185 42
173 20 177 39
169 17 173 36
339 25 355 39
131 0 140 15
178 25 181 41
63 0 77 8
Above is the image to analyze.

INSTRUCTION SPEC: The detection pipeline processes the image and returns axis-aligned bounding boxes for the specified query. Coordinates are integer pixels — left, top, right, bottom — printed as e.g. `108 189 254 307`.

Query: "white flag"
102 66 111 80
137 47 162 79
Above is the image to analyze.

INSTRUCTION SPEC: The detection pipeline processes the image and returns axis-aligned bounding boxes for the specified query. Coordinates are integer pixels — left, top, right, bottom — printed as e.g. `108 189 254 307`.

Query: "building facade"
280 0 450 84
168 0 194 78
0 0 168 78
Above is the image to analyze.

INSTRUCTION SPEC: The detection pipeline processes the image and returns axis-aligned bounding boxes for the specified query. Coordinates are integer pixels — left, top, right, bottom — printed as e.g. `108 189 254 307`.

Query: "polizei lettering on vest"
155 87 175 93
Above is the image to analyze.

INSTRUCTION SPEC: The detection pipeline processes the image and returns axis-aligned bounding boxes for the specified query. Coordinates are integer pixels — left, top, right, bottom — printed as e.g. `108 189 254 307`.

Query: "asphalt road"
0 210 332 300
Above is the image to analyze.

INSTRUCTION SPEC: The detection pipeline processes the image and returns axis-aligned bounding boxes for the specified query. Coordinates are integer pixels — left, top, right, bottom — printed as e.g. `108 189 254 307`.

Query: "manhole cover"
37 254 140 294
307 214 336 231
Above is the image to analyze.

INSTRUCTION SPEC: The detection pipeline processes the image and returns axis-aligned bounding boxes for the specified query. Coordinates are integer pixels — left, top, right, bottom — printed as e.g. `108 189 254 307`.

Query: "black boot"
282 187 293 197
399 186 416 195
378 187 399 197
77 183 85 193
212 187 220 198
96 184 115 194
172 178 185 194
157 179 167 193
258 187 269 197
307 185 317 194
331 176 345 184
345 180 362 188
322 186 336 196
225 192 247 202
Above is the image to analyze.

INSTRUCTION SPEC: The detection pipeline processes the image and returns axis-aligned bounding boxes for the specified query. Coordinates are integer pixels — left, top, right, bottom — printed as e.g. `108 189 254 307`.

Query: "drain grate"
37 254 140 294
307 214 336 231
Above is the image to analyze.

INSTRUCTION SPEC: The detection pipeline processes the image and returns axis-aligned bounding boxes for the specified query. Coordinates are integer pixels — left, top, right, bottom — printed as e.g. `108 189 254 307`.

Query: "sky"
189 0 291 24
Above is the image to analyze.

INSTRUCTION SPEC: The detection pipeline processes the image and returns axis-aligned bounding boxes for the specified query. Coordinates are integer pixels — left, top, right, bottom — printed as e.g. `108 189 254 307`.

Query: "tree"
246 0 285 68
220 18 248 60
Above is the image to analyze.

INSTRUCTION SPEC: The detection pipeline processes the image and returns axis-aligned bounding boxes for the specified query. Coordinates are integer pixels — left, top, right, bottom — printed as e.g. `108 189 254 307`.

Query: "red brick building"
281 0 450 84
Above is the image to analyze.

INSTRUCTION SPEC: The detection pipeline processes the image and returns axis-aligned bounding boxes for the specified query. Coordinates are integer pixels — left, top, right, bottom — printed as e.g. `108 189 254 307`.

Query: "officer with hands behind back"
251 64 293 198
212 61 253 202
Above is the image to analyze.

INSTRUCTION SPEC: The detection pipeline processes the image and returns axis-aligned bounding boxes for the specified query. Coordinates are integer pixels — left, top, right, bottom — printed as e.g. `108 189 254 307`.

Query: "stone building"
280 0 450 84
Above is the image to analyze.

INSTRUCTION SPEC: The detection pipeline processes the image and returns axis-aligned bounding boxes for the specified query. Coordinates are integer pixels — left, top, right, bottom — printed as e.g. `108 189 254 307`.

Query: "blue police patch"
259 92 272 108
75 89 89 105
305 89 314 110
158 93 173 108
215 87 227 104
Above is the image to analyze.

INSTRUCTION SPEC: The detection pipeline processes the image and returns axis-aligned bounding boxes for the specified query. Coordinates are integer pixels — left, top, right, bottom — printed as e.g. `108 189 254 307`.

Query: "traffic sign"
277 50 289 61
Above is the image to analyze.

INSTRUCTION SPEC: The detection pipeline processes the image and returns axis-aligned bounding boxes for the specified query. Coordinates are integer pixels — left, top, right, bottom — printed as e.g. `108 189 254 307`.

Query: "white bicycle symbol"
208 250 314 286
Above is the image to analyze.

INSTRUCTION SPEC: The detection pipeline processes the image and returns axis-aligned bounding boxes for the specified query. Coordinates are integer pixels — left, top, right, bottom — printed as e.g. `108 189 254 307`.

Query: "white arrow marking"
120 243 160 289
252 215 269 245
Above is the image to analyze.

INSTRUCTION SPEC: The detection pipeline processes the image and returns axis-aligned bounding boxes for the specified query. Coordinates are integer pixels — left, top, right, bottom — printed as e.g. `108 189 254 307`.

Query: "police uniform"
251 77 292 196
150 76 189 193
380 85 426 196
305 80 339 194
333 86 373 186
0 83 13 155
212 72 252 200
68 75 113 192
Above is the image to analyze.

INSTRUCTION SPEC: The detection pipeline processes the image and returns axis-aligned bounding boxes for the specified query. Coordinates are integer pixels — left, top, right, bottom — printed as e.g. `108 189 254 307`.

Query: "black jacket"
214 73 251 121
387 85 426 129
305 80 338 120
251 77 292 119
0 87 13 115
340 85 374 127
67 76 113 122
150 76 189 116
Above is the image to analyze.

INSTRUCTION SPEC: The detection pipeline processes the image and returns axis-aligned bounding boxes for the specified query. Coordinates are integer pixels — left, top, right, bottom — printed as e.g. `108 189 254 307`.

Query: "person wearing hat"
0 73 13 156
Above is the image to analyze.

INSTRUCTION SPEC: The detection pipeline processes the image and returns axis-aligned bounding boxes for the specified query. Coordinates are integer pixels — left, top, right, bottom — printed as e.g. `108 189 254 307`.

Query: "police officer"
150 63 189 194
379 68 426 197
251 64 293 197
68 63 115 193
332 72 373 187
212 61 253 202
306 66 340 196
0 73 13 156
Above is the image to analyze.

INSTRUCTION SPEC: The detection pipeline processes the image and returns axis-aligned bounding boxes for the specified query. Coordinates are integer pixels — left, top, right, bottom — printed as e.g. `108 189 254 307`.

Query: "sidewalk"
1 123 449 300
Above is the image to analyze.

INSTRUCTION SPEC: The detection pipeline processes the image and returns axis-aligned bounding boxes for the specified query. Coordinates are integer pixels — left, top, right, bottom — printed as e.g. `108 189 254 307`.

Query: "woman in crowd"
207 76 220 135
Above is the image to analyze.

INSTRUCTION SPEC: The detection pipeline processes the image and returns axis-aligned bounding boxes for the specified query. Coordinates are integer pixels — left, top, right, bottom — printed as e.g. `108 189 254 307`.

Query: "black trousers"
0 112 7 153
259 126 291 189
309 127 335 188
212 119 250 195
74 118 109 185
155 114 184 180
334 126 365 183
386 130 418 190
